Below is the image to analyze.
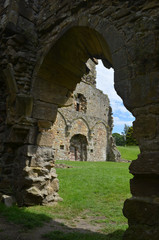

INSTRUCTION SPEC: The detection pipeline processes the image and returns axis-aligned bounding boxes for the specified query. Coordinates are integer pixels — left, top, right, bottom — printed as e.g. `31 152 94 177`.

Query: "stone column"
0 88 62 206
15 144 61 206
123 104 159 239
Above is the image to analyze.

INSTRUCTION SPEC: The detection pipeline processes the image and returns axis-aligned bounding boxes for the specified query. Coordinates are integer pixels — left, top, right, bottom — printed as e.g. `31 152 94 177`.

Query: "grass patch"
43 229 124 240
0 161 132 235
55 161 131 233
0 203 51 229
117 146 140 161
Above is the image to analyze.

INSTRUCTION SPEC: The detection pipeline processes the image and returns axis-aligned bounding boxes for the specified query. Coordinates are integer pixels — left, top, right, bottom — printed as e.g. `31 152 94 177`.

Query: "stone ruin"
52 59 120 162
0 1 159 239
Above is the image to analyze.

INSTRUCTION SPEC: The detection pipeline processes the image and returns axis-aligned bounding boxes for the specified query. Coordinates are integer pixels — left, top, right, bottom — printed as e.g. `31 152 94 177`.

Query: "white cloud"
96 60 135 133
113 117 133 126
111 101 128 113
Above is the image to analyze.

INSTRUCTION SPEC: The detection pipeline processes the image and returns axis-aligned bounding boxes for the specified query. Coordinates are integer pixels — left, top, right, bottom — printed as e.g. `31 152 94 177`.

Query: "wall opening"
60 145 64 150
69 134 88 161
75 93 87 113
32 25 135 221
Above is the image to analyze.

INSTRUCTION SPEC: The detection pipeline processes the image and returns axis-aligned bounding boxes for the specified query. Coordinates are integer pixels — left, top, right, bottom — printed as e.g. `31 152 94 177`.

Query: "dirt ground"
0 215 107 240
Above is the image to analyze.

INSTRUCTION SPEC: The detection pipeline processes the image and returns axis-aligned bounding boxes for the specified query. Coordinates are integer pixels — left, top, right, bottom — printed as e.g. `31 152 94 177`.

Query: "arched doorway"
32 24 148 239
69 134 88 161
31 24 128 205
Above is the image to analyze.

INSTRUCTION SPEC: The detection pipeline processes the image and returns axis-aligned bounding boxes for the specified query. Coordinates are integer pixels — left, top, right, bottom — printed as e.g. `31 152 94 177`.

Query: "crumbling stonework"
51 59 119 162
0 1 159 239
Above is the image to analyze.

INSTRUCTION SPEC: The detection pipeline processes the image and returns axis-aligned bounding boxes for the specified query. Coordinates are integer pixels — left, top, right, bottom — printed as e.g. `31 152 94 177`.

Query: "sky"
96 60 135 134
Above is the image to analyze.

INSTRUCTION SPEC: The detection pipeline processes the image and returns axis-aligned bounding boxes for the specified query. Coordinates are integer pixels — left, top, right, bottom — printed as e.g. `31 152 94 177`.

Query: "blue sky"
96 60 135 134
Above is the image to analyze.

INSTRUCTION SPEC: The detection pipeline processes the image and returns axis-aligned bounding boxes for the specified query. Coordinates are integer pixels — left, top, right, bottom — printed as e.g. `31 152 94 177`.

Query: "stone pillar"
0 123 62 206
15 144 61 206
123 103 159 239
0 90 62 206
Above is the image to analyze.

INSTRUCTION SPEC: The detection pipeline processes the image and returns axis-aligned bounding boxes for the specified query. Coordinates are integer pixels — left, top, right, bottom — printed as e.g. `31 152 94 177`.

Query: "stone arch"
69 134 88 161
32 23 130 110
91 121 108 132
57 110 68 129
31 22 148 238
70 118 90 139
91 122 107 162
0 2 159 238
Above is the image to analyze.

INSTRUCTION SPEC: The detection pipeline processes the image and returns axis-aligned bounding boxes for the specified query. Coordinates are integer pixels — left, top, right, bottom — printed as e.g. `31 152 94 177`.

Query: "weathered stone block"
130 175 159 198
123 197 159 226
112 48 129 70
18 16 37 43
33 101 58 121
3 64 18 99
16 94 33 117
133 115 157 140
18 0 35 22
1 195 16 207
123 225 159 240
50 178 59 192
7 125 30 144
96 22 124 54
33 76 73 106
37 131 54 147
38 120 52 130
130 152 159 174
27 186 42 197
139 138 159 152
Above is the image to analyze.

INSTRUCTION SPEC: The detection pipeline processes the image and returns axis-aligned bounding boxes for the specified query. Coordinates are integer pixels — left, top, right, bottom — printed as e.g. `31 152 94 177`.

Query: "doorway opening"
69 134 88 161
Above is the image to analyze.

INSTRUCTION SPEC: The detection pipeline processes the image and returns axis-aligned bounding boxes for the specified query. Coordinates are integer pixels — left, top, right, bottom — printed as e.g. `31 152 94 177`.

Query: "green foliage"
112 133 125 146
126 126 138 146
117 146 140 161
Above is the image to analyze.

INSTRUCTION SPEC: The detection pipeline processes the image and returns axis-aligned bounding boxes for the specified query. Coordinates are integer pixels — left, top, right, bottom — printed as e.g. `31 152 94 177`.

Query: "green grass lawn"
0 161 132 240
117 146 140 161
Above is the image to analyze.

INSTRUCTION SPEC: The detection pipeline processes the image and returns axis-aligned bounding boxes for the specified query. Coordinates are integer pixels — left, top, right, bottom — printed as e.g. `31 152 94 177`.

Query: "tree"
126 126 138 146
122 124 130 140
112 133 126 146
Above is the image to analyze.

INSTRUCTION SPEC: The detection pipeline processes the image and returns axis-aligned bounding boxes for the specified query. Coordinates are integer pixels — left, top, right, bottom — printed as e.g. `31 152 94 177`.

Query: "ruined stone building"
52 59 119 162
0 1 159 239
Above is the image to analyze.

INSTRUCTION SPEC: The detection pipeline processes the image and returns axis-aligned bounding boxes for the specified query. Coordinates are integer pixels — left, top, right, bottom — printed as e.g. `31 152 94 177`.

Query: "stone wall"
0 1 159 238
51 59 119 162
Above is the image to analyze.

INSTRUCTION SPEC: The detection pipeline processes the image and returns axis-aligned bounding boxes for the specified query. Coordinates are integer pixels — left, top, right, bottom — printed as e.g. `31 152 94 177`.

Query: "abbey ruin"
0 1 159 239
52 59 120 162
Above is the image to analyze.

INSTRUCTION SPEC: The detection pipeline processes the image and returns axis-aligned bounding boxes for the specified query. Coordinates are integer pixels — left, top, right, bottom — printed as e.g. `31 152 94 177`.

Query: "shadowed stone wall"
0 1 159 239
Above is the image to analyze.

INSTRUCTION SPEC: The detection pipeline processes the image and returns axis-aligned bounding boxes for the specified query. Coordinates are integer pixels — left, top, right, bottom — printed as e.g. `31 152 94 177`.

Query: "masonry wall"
51 60 119 162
